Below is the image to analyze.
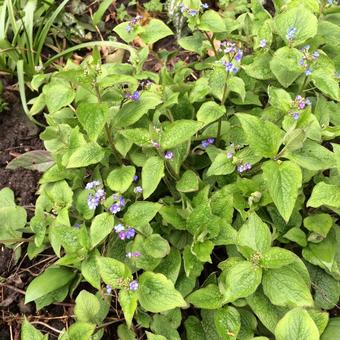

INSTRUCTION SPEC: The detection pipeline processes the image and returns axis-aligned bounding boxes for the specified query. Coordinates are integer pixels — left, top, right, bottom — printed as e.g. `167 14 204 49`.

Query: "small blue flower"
234 50 243 62
126 24 132 33
87 194 101 210
106 284 112 294
134 186 143 193
131 91 140 101
299 58 307 66
224 62 234 72
312 51 320 60
114 224 125 233
110 204 121 214
259 39 267 48
237 165 245 173
286 27 297 41
227 152 233 159
293 112 300 120
207 138 215 144
125 228 136 239
133 175 139 182
201 3 209 8
305 68 312 76
232 66 239 74
164 151 174 160
129 280 139 291
244 163 252 170
119 197 126 207
188 9 198 16
201 139 214 148
85 180 101 190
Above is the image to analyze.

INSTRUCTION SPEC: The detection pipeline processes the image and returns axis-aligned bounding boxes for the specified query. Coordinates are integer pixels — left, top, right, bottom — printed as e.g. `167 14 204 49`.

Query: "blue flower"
85 180 101 190
234 50 243 62
164 151 174 160
134 186 143 193
312 51 320 60
188 9 198 16
110 204 121 214
125 228 136 239
201 139 214 148
227 152 233 159
286 27 297 41
133 175 139 182
207 138 215 144
244 163 252 170
131 91 140 101
201 3 209 8
305 68 312 76
106 284 112 294
293 112 300 120
129 280 139 291
237 165 245 173
259 39 267 48
114 224 125 233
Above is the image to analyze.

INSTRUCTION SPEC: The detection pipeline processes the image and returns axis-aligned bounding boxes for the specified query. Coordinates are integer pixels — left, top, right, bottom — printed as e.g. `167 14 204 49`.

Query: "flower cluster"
129 280 139 291
201 138 215 148
86 181 106 210
180 2 208 16
126 15 143 33
299 45 319 76
290 95 311 120
126 251 141 258
109 194 126 214
237 162 252 173
114 224 136 240
220 41 243 74
286 27 297 41
125 91 140 101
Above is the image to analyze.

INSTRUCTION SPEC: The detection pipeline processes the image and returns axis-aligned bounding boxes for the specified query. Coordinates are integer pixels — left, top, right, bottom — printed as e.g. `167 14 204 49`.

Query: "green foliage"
11 1 340 338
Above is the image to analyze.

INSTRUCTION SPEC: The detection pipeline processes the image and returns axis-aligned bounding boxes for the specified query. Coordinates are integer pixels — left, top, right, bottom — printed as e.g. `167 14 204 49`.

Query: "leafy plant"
7 0 340 338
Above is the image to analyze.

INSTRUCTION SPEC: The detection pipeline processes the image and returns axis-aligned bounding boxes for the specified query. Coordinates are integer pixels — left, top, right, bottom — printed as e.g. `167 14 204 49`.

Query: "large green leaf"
237 213 272 259
123 201 162 227
142 156 164 199
274 6 318 46
269 47 303 87
114 93 162 128
160 120 203 149
90 213 114 248
304 214 333 238
262 160 302 222
144 234 170 258
196 101 226 126
176 170 199 192
106 165 135 193
219 261 262 303
207 153 235 177
76 103 109 141
66 142 105 168
262 264 313 307
21 319 48 340
25 267 76 303
275 308 319 340
74 290 100 323
260 247 297 269
140 19 173 45
321 317 340 340
119 290 138 328
198 10 226 33
214 306 241 339
236 114 283 158
186 284 224 309
138 272 187 313
307 182 340 208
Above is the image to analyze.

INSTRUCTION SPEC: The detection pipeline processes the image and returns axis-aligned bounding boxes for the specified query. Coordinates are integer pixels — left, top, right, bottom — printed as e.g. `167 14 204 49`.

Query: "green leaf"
262 264 313 308
214 306 241 339
178 32 204 55
144 234 170 258
138 272 187 313
269 47 303 87
198 10 226 33
307 182 340 208
25 267 76 303
96 256 131 288
21 319 48 340
236 114 283 158
81 252 101 289
260 247 297 269
146 332 167 340
219 261 262 303
196 101 226 126
160 120 203 149
227 77 246 102
247 289 285 334
275 308 319 340
42 80 75 113
90 213 115 248
207 153 235 176
176 170 199 192
311 69 340 101
119 290 138 328
114 93 162 128
142 156 164 199
74 290 100 323
287 140 336 171
140 19 173 45
119 128 151 146
6 150 54 172
184 316 206 340
321 317 340 340
66 142 105 168
76 103 109 141
262 160 302 222
243 53 274 80
283 227 307 247
274 6 318 46
123 202 161 228
304 214 333 238
237 213 272 258
113 22 139 43
66 322 96 339
186 284 224 309
106 165 135 193
268 87 292 112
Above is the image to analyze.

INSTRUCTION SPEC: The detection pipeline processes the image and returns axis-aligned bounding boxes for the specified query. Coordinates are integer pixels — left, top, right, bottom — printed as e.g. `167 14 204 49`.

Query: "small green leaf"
227 77 246 102
320 317 340 340
269 47 303 87
119 128 151 146
90 213 114 248
262 160 302 222
138 272 187 313
260 247 297 269
140 19 173 45
119 290 138 328
243 53 274 80
207 153 235 176
81 252 101 289
186 284 224 309
237 114 283 158
176 170 199 193
283 227 307 247
275 308 319 340
198 10 226 33
142 156 164 199
96 256 131 288
76 103 109 141
21 318 48 340
74 290 100 323
219 261 262 303
311 69 340 101
307 182 340 208
178 32 204 55
144 234 170 258
304 214 333 238
160 120 203 149
214 306 241 339
123 202 162 227
66 142 105 168
107 165 135 193
196 101 226 126
66 322 96 339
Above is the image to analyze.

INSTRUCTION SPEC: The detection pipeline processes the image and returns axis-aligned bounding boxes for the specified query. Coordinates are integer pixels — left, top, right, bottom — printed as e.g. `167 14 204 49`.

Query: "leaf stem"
203 31 218 57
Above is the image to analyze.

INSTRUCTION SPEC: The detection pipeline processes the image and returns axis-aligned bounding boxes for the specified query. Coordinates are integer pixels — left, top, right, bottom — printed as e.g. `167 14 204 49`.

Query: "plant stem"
216 77 230 146
204 32 218 57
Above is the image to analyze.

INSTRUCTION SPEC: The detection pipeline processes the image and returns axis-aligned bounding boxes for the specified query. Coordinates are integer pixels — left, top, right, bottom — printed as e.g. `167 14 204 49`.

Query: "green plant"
7 0 340 338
